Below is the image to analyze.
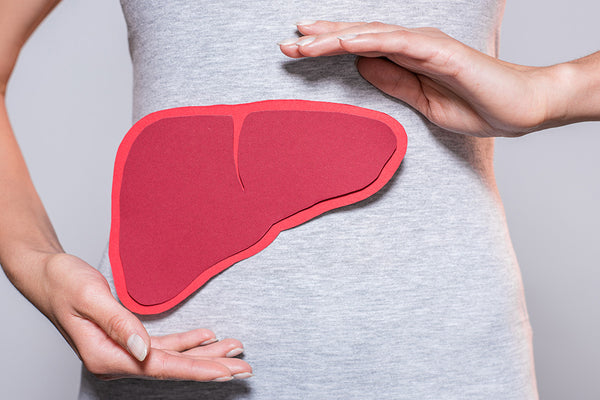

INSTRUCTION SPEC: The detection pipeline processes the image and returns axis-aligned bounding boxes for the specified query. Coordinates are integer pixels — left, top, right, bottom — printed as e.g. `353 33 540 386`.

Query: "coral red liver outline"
110 99 407 315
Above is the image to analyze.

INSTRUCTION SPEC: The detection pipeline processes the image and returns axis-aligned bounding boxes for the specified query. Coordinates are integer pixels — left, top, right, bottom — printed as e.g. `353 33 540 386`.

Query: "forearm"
0 95 63 311
0 0 65 311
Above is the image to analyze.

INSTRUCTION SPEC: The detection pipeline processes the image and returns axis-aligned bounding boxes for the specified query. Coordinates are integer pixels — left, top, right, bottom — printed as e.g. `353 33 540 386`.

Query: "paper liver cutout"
110 100 407 314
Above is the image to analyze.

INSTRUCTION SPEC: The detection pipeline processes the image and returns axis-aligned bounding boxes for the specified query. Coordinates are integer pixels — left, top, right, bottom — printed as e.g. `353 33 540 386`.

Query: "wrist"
1 244 64 315
543 55 600 128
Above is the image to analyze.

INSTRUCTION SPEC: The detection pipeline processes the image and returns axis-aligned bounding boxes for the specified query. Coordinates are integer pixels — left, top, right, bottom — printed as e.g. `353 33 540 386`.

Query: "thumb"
356 56 428 115
82 286 151 362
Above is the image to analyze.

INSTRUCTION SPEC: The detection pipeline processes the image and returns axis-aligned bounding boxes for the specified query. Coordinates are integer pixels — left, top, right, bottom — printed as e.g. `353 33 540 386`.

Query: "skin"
2 6 599 385
279 20 600 137
0 0 251 382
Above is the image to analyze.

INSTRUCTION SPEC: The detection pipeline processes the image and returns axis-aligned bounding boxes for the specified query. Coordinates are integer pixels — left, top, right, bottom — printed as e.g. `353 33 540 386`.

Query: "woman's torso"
79 1 538 398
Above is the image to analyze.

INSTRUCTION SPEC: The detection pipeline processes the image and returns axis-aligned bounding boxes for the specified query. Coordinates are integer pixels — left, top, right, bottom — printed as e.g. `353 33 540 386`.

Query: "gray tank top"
79 1 538 398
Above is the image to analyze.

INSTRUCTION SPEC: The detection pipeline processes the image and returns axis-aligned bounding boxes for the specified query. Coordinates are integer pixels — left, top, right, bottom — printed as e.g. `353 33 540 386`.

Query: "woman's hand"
0 0 255 384
279 20 580 137
39 253 252 382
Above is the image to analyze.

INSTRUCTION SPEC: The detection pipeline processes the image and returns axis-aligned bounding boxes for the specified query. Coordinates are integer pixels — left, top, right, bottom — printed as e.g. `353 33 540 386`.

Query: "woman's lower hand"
39 253 252 382
279 20 571 137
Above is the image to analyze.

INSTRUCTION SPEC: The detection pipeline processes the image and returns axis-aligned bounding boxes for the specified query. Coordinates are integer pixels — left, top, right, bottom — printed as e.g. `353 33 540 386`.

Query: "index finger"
278 20 366 58
295 20 365 35
279 21 404 58
150 329 217 351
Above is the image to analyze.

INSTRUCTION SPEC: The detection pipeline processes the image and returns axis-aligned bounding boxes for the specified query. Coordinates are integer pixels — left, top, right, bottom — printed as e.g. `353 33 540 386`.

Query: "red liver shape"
110 100 407 314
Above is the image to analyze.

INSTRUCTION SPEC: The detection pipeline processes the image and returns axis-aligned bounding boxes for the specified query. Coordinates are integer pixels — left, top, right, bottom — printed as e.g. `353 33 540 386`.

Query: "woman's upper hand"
40 253 253 382
278 20 590 138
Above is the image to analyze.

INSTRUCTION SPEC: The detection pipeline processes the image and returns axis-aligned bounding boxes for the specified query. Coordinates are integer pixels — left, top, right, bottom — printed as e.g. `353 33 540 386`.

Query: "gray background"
1 0 598 399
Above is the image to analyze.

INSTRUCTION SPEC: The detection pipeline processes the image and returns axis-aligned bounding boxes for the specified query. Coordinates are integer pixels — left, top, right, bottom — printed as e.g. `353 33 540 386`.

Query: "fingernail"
226 347 244 357
233 372 254 379
127 334 148 362
278 37 298 46
296 36 315 46
338 34 358 41
296 19 317 26
200 337 218 345
212 376 234 382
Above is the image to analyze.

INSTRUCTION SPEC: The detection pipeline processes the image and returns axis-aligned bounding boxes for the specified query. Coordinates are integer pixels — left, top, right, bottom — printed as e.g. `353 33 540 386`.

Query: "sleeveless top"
79 0 539 398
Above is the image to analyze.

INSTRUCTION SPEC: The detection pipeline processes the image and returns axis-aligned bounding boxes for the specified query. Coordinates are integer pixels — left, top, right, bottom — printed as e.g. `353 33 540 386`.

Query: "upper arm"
0 0 61 95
